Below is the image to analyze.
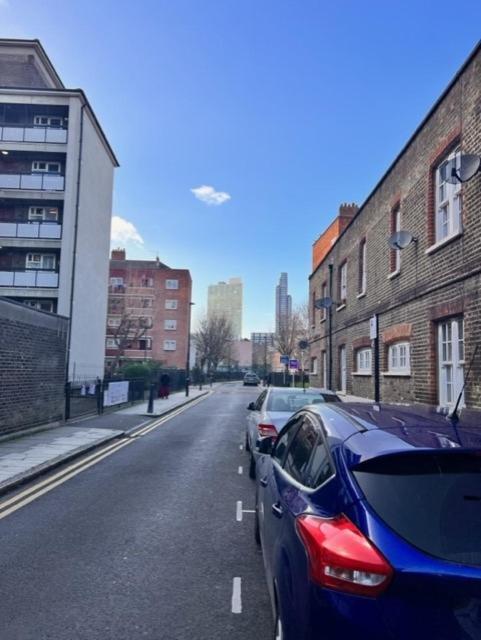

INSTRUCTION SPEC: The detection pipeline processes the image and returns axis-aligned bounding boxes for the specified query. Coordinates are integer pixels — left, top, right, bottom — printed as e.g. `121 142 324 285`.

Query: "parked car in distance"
243 372 260 386
245 387 340 478
255 401 481 640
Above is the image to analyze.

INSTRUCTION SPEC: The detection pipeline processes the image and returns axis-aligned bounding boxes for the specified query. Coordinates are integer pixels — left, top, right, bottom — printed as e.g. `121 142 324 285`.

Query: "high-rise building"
275 272 292 334
106 249 192 370
207 277 243 338
0 39 118 379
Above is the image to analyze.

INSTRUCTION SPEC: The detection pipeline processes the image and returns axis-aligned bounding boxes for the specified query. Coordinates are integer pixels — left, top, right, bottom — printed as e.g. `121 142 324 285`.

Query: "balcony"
0 269 59 288
0 221 62 239
0 125 67 144
0 173 64 191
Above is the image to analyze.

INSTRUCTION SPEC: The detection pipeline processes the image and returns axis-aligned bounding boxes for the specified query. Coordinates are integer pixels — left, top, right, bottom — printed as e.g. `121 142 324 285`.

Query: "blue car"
255 402 481 640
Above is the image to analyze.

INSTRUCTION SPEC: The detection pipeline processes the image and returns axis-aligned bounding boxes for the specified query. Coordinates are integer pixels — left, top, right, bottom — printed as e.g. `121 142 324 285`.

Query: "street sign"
289 359 299 370
298 339 309 350
369 315 378 340
280 355 289 365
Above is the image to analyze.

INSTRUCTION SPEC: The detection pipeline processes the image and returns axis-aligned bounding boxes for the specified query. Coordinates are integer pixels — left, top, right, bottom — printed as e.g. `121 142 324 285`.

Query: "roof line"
0 38 64 88
309 38 481 280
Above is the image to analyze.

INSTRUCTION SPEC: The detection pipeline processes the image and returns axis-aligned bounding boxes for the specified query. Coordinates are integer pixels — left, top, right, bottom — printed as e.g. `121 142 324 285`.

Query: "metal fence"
65 377 146 419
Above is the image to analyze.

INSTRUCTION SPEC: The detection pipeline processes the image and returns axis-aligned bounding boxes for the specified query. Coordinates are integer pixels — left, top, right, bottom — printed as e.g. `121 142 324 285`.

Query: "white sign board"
369 315 378 340
104 380 130 407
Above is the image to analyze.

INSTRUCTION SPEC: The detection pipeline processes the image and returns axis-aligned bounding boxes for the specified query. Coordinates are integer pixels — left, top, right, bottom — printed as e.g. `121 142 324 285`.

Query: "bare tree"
193 315 234 373
275 303 310 362
109 312 149 373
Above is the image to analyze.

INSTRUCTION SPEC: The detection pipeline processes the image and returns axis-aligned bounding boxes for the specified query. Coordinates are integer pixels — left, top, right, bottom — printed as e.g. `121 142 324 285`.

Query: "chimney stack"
111 248 126 261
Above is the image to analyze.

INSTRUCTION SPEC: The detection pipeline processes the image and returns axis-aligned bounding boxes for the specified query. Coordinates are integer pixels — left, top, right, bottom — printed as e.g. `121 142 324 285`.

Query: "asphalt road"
0 384 273 640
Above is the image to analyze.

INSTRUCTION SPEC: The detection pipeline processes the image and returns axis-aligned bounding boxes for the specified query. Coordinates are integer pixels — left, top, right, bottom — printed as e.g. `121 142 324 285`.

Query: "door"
438 317 464 409
339 345 346 393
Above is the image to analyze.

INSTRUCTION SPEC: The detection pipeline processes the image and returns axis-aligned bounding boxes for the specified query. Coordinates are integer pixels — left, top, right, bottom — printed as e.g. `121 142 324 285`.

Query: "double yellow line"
0 393 209 521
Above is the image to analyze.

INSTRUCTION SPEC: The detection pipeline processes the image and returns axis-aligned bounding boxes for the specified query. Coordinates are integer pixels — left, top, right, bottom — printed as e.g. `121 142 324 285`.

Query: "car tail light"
296 514 393 597
257 423 277 438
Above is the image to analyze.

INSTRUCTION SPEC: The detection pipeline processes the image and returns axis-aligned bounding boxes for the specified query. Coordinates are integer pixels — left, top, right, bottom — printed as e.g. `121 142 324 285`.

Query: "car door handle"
271 502 283 518
260 476 268 487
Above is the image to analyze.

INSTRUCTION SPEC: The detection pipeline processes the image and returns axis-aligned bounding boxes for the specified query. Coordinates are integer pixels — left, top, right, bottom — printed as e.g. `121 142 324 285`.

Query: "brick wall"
0 298 68 435
309 44 481 409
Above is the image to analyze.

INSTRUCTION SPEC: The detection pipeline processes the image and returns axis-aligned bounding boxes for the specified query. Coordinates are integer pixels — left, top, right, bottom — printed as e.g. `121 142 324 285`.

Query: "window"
138 338 152 351
34 115 63 127
165 279 179 290
391 205 401 273
438 318 464 409
106 338 117 349
139 317 152 329
339 345 346 392
321 351 327 388
165 299 178 310
164 319 177 330
435 148 462 243
28 206 59 222
107 317 121 327
388 342 411 375
272 417 303 466
24 299 54 313
321 282 327 320
26 253 56 269
32 161 61 173
359 239 367 293
357 348 372 373
311 290 316 326
163 339 176 351
338 262 347 303
141 277 153 287
304 433 334 489
255 390 268 411
311 357 318 375
110 277 124 286
142 298 153 308
284 418 319 484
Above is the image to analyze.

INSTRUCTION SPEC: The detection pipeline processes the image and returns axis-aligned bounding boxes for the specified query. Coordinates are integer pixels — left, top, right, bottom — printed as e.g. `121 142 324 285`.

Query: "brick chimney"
111 248 126 261
338 202 359 233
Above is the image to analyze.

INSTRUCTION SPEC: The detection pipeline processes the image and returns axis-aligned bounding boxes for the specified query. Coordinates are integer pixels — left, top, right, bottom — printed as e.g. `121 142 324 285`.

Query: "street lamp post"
185 301 195 397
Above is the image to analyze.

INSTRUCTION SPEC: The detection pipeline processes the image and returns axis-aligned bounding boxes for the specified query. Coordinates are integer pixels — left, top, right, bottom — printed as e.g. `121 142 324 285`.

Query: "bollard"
147 382 155 414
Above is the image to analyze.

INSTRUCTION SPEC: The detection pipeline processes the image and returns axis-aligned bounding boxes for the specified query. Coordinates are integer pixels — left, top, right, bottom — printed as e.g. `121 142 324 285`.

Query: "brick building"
105 249 192 370
309 42 481 411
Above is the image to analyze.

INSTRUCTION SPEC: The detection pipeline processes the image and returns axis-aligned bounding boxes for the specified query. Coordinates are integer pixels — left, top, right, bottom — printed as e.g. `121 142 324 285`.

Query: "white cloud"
191 185 231 206
111 215 144 246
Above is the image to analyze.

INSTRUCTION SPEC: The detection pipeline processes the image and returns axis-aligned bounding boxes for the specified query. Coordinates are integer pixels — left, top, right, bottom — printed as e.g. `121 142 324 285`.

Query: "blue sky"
2 1 481 335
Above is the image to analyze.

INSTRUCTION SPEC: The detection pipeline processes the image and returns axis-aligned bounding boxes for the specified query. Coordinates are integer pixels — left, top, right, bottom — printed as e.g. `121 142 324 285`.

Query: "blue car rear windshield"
266 391 338 412
354 452 481 566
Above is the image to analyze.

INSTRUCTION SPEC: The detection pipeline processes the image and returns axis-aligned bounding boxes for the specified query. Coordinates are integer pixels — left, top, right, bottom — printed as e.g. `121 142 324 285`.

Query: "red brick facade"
309 43 481 410
105 250 192 370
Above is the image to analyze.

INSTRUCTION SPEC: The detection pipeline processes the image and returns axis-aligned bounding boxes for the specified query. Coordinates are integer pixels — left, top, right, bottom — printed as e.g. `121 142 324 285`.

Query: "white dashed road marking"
238 466 243 475
231 577 242 614
236 500 243 521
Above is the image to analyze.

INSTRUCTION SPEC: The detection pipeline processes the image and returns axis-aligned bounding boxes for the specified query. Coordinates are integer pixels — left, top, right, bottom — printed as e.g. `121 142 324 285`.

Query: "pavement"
0 386 211 496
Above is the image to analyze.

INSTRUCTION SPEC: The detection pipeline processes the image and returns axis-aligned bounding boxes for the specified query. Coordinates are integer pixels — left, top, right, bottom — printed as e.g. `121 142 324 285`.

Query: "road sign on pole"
289 359 299 370
280 355 289 365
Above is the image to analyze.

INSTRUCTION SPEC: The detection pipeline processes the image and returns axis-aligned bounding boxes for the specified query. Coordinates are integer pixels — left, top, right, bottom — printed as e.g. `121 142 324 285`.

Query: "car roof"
305 402 481 464
267 386 337 395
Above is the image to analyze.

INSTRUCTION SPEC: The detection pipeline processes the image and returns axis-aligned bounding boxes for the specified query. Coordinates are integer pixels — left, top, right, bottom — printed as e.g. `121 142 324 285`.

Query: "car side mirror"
247 402 256 410
256 436 275 455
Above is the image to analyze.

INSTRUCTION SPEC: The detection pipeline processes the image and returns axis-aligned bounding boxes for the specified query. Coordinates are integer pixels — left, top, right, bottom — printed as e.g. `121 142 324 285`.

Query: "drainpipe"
328 263 333 391
65 103 85 384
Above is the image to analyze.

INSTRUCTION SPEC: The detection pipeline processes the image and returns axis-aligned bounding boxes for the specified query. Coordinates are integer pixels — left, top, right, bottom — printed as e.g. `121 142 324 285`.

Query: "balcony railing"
0 268 59 288
0 125 67 144
0 173 65 191
0 221 62 239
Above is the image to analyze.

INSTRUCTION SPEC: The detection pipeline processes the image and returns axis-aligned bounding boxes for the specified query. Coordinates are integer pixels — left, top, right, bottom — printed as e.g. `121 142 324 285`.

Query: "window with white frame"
141 277 153 287
32 161 61 174
26 253 56 269
435 147 462 243
339 262 347 303
388 342 411 374
28 206 59 222
138 338 152 350
356 348 372 373
142 298 153 308
165 299 178 310
311 357 318 375
165 279 179 290
391 206 401 273
107 317 121 327
438 317 464 408
359 239 367 293
34 115 63 127
110 277 124 287
106 338 117 349
163 340 177 351
164 319 177 330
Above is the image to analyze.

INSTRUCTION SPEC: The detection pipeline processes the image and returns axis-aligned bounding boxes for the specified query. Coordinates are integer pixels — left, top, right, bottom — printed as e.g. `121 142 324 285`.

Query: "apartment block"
0 39 118 379
309 42 481 411
106 249 192 370
275 272 291 334
207 277 243 338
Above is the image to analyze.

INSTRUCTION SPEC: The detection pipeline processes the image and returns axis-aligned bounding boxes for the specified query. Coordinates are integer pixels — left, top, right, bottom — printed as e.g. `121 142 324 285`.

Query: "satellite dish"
314 297 334 309
445 154 481 184
388 230 417 251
